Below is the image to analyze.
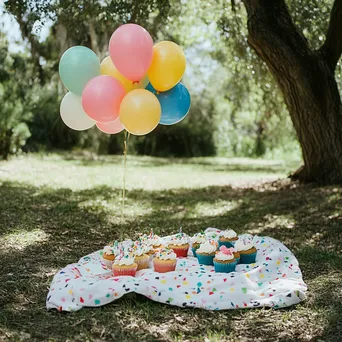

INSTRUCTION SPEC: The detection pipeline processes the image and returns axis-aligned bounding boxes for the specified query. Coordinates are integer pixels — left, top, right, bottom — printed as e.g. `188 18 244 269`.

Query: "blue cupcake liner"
214 260 237 273
196 253 215 266
239 252 257 264
218 240 235 248
191 247 198 258
235 257 241 264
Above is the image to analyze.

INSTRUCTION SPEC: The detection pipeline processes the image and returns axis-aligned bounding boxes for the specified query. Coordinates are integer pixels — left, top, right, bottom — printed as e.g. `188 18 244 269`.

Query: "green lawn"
0 153 341 341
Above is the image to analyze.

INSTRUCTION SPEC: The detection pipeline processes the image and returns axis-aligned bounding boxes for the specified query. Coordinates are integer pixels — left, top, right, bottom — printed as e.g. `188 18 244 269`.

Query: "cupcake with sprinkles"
102 241 119 269
112 253 138 277
218 229 238 248
145 229 163 249
196 240 217 265
213 245 237 273
235 238 257 264
133 243 150 271
153 248 177 273
168 231 190 257
191 232 207 257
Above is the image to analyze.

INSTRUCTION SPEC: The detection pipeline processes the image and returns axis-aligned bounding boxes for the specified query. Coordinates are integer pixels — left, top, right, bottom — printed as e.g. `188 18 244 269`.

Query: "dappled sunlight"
248 214 296 234
0 229 49 251
187 199 240 218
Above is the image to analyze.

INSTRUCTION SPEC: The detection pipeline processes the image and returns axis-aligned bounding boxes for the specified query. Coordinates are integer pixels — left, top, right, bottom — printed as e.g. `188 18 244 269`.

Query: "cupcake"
218 229 238 248
235 238 257 264
112 254 138 277
196 240 217 265
153 248 177 273
102 245 116 269
168 233 190 257
144 230 163 249
133 244 150 271
191 232 207 257
213 246 237 273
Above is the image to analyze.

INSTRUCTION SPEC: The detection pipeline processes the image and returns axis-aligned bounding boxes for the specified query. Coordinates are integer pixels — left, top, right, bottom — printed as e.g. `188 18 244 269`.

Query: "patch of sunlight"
79 199 152 218
0 229 49 250
250 214 295 234
189 200 240 218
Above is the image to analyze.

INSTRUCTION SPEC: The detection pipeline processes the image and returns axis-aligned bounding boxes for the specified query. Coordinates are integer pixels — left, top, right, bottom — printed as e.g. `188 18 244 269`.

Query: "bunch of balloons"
59 24 191 136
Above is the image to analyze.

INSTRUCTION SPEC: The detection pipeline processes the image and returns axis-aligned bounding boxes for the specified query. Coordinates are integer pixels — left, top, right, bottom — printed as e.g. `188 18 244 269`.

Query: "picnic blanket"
46 228 307 311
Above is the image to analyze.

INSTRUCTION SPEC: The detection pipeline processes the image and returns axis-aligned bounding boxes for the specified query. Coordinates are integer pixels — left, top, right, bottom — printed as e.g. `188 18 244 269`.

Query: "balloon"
109 24 153 81
119 89 161 136
60 92 95 131
100 56 149 92
59 46 100 96
82 76 126 123
146 83 191 125
148 41 186 92
96 118 124 134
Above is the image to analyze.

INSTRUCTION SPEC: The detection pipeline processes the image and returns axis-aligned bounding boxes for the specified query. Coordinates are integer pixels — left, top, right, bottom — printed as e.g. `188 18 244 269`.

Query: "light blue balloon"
59 46 100 96
146 83 191 125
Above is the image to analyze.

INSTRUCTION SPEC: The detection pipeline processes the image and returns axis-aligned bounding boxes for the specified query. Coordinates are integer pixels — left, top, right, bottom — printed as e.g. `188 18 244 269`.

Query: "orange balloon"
119 89 161 136
148 41 186 91
100 56 149 92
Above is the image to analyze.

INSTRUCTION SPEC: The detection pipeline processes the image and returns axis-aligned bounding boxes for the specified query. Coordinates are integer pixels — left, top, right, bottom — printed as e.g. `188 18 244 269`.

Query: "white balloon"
60 92 95 131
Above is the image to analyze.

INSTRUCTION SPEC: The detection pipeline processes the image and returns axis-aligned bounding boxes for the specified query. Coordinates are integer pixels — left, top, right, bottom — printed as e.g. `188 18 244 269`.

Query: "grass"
0 153 341 342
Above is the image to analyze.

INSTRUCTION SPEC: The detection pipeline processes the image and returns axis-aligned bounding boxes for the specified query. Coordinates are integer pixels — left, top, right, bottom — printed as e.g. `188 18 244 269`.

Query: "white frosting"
103 246 114 255
133 247 146 256
196 241 217 254
220 230 237 239
169 233 189 246
155 248 177 261
191 233 206 244
215 251 235 261
114 255 135 266
235 239 254 251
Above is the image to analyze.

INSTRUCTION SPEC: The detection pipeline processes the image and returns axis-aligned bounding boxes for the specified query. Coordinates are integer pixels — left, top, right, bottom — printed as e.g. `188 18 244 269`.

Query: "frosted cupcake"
196 240 217 265
133 244 150 271
191 232 207 257
102 245 116 269
235 238 257 264
112 254 138 277
213 246 237 273
218 229 238 248
153 248 177 273
168 233 189 257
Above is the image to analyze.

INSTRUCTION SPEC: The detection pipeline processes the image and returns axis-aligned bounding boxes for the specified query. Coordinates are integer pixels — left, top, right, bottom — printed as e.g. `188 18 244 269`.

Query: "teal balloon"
146 83 191 125
59 46 100 96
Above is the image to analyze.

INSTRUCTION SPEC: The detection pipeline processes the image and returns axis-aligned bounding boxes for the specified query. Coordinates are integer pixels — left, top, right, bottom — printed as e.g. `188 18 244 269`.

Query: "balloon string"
120 130 130 241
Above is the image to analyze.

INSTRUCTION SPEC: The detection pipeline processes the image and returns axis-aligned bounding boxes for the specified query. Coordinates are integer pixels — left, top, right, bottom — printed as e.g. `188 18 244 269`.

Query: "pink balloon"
96 118 124 134
82 76 126 123
109 24 153 82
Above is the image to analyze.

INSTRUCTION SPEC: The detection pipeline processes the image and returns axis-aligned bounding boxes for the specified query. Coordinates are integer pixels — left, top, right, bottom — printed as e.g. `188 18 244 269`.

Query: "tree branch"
320 0 342 70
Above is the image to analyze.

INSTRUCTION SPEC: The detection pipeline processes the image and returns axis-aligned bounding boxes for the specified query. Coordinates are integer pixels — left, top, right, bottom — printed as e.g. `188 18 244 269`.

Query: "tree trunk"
241 0 342 184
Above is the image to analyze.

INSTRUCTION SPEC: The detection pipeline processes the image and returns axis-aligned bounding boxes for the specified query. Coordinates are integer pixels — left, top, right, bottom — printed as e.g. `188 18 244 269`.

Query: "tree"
239 0 342 183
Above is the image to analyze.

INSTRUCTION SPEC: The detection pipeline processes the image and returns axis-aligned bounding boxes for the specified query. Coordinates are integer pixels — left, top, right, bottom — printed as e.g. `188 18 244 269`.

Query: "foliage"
0 33 32 159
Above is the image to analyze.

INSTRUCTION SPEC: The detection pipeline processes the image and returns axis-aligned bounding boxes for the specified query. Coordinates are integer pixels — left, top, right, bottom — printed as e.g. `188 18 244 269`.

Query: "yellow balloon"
100 56 149 92
147 41 186 92
119 89 161 136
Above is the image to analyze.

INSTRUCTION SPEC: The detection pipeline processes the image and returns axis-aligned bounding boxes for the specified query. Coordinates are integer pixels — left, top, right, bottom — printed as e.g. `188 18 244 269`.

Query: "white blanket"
46 229 307 311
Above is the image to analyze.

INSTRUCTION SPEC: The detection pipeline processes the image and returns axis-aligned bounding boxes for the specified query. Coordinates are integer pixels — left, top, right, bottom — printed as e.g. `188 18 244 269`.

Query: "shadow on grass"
0 180 341 341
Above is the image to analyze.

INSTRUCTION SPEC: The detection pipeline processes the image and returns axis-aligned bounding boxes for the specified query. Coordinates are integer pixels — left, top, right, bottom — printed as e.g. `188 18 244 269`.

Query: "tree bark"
241 0 342 184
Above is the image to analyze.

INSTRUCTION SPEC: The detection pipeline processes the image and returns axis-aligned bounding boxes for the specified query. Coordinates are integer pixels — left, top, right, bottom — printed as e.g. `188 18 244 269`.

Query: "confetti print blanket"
46 229 307 311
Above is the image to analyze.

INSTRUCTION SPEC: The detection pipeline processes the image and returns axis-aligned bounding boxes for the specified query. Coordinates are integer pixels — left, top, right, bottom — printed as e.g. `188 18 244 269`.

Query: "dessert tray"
46 228 307 311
